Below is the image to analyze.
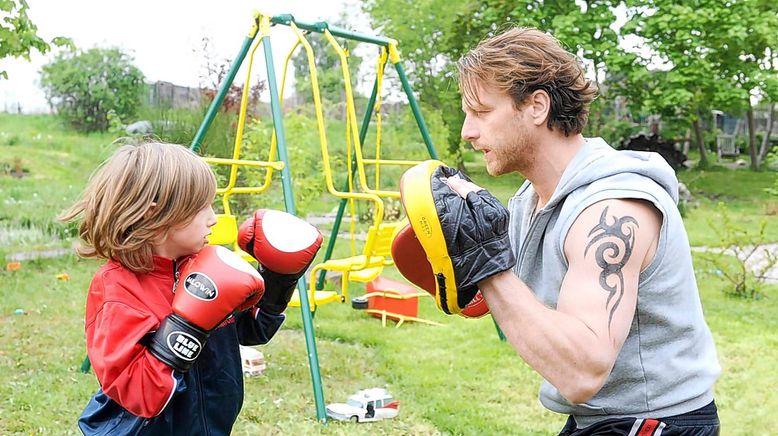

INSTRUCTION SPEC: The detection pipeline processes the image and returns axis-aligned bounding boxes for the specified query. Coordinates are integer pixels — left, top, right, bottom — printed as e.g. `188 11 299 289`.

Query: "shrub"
40 47 145 132
701 202 777 300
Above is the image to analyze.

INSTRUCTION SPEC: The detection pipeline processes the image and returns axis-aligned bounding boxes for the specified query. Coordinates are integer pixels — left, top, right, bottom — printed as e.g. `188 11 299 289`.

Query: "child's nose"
207 208 218 227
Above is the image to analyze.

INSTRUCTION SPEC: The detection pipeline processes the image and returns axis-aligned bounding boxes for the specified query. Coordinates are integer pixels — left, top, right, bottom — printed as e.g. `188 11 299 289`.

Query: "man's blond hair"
458 27 597 136
60 141 216 273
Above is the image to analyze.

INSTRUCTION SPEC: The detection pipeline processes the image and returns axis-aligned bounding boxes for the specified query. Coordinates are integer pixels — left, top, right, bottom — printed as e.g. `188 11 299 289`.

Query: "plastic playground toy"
239 345 266 377
326 388 399 423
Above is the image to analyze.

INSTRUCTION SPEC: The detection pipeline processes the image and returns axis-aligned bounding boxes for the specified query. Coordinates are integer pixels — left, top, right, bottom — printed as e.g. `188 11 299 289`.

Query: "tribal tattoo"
584 206 638 335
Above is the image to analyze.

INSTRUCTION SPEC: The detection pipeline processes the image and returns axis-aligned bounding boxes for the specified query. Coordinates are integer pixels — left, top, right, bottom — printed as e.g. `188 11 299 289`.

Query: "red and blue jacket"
78 255 285 435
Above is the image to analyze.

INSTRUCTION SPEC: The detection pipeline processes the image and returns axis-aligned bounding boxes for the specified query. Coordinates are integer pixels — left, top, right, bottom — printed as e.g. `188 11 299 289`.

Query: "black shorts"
558 401 719 436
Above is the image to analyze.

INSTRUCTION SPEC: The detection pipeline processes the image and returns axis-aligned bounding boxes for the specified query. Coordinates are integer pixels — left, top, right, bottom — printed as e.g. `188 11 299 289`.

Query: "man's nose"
461 116 479 142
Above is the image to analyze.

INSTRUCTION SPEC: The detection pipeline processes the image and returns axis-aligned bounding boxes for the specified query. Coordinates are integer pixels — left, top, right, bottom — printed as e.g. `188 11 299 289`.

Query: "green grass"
0 114 116 258
1 114 777 434
677 167 778 245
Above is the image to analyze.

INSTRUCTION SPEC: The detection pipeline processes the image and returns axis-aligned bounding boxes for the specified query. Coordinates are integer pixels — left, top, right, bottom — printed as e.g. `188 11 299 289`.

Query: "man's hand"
398 160 515 315
443 174 484 198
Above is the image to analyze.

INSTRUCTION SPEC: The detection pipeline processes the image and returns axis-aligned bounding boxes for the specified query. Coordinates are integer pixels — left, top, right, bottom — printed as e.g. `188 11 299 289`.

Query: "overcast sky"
0 0 371 113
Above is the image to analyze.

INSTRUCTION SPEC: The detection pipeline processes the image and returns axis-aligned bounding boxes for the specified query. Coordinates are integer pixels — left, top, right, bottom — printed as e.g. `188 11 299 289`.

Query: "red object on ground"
366 276 419 320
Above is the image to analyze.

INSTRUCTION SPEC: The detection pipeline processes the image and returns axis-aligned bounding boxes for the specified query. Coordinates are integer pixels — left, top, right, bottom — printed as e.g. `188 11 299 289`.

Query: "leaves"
0 0 72 79
39 48 145 132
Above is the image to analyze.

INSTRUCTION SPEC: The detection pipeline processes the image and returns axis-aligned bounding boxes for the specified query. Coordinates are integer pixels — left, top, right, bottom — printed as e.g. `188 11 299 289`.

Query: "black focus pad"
431 166 515 307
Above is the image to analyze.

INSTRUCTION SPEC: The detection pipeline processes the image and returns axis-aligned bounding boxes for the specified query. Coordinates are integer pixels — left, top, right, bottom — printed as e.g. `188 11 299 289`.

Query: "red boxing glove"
238 209 322 274
238 209 322 314
149 245 265 372
391 224 489 318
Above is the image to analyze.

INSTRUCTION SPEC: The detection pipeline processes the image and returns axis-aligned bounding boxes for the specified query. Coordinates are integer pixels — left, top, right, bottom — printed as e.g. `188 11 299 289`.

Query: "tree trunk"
683 128 691 155
746 102 758 170
593 63 602 137
758 102 776 164
692 116 709 168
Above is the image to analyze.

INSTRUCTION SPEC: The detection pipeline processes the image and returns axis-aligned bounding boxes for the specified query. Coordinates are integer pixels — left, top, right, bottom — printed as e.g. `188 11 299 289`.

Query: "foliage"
701 202 776 299
240 114 327 216
703 0 778 169
0 0 71 79
197 37 265 116
40 47 145 132
364 0 469 166
137 104 239 158
366 0 631 168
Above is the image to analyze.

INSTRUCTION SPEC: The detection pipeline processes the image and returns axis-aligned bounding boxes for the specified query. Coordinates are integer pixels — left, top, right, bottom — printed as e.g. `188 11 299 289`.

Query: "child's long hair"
60 141 217 273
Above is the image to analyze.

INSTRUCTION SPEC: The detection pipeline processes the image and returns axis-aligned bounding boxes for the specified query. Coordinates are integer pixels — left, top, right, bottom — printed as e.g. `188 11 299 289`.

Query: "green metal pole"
190 33 257 153
315 77 380 290
271 15 392 46
393 62 438 160
262 36 328 423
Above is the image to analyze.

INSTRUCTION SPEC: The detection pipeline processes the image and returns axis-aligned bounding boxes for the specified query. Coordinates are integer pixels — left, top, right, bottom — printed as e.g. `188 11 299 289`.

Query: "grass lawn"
1 114 776 434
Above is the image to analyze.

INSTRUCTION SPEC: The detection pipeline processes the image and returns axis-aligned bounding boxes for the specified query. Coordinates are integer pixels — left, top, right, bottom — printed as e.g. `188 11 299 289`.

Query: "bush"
701 202 777 300
40 47 145 132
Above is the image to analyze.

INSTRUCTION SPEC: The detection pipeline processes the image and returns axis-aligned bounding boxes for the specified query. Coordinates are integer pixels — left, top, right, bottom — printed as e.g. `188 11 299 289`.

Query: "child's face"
154 204 217 259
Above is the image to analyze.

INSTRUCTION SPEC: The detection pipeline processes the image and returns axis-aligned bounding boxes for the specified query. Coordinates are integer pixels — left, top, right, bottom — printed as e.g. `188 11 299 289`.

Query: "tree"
0 0 71 79
197 36 265 116
364 0 470 167
40 47 145 132
620 1 743 168
621 0 778 170
365 0 625 167
704 0 778 169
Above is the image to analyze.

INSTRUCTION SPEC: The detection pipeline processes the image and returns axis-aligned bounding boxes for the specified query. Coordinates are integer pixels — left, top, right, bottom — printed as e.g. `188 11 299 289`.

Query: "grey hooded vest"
507 138 720 427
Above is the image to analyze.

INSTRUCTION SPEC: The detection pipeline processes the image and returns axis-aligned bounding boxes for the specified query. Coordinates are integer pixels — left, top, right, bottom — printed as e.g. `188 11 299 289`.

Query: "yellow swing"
284 26 430 309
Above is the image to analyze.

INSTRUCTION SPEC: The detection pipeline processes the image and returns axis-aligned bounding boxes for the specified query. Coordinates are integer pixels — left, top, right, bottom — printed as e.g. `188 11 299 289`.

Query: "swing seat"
289 219 407 309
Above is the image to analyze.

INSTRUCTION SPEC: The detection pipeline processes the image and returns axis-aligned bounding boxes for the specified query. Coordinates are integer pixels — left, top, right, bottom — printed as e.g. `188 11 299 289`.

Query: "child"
61 141 322 435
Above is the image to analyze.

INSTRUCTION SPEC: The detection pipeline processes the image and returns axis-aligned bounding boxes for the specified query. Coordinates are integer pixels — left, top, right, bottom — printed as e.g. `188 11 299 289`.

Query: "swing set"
188 12 439 422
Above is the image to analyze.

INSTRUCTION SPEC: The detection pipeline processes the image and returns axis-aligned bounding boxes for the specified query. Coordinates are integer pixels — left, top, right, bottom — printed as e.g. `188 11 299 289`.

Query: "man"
440 27 719 434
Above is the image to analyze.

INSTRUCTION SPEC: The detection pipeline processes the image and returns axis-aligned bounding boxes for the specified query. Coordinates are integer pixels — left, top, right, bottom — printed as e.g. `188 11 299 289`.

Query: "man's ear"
528 89 551 127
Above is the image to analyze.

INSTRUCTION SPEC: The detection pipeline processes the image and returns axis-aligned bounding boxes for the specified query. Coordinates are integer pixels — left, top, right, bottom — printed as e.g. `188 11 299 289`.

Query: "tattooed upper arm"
558 199 662 351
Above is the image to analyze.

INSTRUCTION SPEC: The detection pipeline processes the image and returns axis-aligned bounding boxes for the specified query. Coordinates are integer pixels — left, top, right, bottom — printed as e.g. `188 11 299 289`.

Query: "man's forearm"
480 271 615 404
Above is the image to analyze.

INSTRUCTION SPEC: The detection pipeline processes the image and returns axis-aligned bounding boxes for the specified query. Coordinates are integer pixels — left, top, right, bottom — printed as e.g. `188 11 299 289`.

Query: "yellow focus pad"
399 160 461 315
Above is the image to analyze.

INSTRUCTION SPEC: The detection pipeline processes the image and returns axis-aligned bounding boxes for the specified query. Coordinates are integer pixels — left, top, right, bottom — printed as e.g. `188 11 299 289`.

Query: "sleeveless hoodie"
507 138 720 426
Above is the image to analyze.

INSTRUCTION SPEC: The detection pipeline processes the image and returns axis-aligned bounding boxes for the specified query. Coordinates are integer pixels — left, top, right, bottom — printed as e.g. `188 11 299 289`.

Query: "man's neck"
524 133 586 210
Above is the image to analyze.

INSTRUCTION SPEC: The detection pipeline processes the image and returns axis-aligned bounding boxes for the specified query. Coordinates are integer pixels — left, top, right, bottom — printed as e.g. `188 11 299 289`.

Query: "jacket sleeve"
235 307 285 346
85 276 179 419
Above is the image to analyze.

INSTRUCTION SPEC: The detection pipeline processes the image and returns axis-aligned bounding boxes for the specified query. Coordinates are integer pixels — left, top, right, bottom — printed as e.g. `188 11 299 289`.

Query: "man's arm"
480 198 661 404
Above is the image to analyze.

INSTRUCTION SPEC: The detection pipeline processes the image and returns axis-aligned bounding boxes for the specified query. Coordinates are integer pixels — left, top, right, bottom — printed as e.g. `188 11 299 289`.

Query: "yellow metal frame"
362 290 443 328
279 24 436 309
321 31 422 200
204 21 283 261
283 23 389 308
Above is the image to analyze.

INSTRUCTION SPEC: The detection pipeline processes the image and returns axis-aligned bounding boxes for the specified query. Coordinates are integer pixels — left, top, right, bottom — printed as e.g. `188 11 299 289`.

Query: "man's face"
460 84 535 176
